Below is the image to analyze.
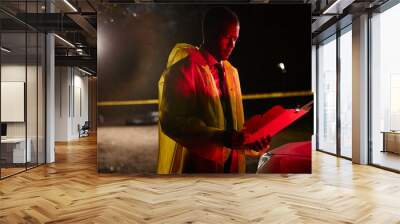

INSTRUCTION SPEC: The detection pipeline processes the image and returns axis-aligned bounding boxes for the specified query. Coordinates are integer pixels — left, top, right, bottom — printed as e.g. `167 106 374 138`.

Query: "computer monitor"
1 123 7 137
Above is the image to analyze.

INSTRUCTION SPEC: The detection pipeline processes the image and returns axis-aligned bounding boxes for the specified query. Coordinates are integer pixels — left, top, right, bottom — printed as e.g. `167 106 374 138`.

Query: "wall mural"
98 3 313 174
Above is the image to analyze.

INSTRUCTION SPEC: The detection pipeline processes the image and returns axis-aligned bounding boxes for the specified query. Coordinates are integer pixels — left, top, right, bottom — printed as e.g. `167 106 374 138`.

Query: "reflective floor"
0 135 400 223
372 150 400 171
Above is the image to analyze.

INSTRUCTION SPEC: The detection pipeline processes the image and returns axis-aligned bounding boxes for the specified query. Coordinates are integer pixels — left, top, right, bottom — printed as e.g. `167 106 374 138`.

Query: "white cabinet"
1 138 32 163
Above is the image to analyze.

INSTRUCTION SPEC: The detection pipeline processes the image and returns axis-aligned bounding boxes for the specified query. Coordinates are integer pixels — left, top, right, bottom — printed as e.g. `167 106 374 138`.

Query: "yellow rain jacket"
157 43 246 174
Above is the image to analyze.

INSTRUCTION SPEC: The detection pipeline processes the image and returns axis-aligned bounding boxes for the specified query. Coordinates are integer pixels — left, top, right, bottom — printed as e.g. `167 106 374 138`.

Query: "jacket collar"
199 47 220 67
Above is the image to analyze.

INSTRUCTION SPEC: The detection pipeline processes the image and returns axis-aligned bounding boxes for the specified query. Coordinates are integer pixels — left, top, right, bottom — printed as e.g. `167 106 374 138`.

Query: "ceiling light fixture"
322 0 355 15
78 67 93 76
1 47 11 53
54 34 75 48
63 0 78 12
323 0 342 14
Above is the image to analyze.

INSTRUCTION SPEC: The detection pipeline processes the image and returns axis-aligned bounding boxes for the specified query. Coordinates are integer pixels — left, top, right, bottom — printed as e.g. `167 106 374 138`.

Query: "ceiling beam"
67 13 97 39
55 55 96 68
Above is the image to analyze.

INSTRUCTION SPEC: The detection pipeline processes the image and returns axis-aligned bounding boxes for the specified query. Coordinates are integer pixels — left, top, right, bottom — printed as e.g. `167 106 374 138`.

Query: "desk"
382 131 400 154
1 138 31 163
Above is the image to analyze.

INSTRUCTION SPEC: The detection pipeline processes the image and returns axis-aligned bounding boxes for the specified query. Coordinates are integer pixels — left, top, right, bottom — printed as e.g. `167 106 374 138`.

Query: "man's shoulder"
171 48 207 70
187 48 208 67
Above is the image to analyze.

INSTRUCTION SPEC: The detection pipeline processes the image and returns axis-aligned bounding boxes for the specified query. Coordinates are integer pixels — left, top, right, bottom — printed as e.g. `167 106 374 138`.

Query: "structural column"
46 1 55 163
352 14 369 164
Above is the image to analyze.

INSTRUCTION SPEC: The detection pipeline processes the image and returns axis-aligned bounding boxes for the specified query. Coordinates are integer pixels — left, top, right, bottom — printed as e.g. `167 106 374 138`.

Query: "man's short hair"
202 7 239 41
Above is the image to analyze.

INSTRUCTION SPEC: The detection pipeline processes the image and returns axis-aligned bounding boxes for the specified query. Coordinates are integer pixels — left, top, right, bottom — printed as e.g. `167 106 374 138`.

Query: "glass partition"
27 0 36 170
0 1 46 179
1 30 28 177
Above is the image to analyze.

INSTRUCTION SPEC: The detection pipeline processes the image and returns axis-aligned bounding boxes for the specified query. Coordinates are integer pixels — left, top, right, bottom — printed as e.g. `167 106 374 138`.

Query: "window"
370 2 400 171
339 27 352 158
317 35 337 154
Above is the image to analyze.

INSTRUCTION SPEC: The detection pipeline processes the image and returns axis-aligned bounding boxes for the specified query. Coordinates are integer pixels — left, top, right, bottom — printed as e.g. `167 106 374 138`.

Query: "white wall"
72 73 89 138
1 65 26 141
1 65 39 138
55 66 70 141
55 67 89 141
1 63 46 164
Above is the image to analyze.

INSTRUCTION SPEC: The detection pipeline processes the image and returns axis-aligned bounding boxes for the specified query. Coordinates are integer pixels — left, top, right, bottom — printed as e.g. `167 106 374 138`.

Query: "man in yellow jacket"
158 7 269 174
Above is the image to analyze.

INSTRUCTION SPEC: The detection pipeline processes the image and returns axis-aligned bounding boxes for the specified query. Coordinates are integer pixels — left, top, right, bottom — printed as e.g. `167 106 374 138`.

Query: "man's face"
214 22 240 61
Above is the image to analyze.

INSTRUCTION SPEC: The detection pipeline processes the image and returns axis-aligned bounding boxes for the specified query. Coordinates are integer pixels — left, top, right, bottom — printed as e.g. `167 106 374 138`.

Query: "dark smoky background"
98 3 311 126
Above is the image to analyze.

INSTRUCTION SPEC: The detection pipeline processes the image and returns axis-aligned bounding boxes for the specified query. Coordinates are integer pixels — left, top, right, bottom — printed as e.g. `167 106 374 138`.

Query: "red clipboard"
243 101 312 145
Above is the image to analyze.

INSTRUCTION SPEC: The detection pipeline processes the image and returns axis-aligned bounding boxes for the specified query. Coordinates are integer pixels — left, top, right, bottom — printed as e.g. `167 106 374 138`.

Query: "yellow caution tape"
98 99 159 106
242 91 313 100
97 90 313 107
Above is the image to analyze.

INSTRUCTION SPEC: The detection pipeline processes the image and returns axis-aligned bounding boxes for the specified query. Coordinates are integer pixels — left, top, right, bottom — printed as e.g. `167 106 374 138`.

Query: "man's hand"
223 131 271 155
248 135 271 155
230 130 250 149
252 135 271 151
222 130 249 149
